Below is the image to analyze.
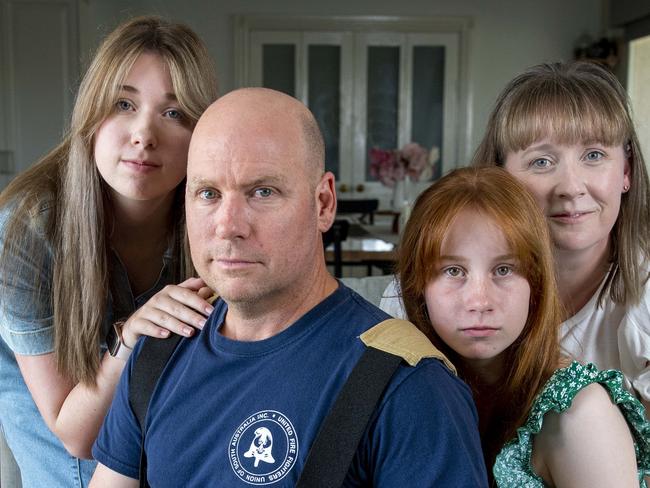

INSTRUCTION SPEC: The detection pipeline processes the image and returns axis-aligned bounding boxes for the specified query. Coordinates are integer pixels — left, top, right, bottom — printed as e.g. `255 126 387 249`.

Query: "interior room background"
0 0 649 202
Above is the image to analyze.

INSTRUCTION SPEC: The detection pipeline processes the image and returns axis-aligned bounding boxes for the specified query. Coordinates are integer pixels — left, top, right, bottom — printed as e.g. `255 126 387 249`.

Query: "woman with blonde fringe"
0 16 217 486
472 61 650 414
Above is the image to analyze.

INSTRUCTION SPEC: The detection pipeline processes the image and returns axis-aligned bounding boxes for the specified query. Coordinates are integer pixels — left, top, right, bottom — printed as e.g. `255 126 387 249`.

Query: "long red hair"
397 167 563 468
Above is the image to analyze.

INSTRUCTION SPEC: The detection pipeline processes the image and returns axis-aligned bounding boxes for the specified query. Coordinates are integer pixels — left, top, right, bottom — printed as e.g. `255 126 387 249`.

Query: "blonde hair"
473 61 650 306
0 16 218 385
398 167 563 467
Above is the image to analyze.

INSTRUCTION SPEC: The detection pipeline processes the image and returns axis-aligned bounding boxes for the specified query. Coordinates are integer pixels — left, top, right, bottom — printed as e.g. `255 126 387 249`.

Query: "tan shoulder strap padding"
360 318 456 374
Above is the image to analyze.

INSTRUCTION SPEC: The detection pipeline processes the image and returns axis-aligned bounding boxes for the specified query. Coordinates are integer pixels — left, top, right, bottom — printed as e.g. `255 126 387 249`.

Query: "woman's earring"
623 184 630 192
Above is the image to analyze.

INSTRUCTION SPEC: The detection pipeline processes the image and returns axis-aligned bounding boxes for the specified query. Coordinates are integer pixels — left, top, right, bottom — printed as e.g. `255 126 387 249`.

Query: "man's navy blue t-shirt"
93 284 488 486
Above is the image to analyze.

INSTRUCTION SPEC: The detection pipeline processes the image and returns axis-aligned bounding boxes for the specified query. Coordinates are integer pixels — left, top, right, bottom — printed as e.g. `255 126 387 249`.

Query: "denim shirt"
0 200 175 487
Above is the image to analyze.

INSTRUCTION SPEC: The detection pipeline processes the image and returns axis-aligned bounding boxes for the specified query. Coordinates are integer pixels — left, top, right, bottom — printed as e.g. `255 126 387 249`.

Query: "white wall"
79 0 603 163
0 0 79 187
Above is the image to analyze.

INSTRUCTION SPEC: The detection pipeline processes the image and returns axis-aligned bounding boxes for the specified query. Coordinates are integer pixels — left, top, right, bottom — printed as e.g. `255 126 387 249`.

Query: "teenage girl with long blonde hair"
0 16 218 486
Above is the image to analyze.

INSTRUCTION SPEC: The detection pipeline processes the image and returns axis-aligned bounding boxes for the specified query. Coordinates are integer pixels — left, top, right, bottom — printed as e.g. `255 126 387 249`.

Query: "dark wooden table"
325 222 397 276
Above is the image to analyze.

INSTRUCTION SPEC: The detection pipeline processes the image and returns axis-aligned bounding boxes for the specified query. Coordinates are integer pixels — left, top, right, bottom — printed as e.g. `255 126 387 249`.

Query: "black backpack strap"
128 333 183 488
296 346 402 488
297 318 456 487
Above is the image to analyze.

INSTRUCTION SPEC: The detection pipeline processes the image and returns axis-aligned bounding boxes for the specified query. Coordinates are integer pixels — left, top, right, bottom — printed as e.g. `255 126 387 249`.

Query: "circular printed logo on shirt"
229 410 299 485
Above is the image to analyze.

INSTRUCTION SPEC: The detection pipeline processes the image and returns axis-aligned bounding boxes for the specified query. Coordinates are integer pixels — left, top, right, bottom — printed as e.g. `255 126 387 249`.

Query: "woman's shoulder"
537 380 621 437
531 362 647 442
497 363 628 451
531 380 642 487
0 192 56 234
494 362 650 487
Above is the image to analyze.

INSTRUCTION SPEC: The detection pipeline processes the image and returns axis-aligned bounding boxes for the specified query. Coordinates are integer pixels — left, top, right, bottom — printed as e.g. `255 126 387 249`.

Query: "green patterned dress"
493 361 650 487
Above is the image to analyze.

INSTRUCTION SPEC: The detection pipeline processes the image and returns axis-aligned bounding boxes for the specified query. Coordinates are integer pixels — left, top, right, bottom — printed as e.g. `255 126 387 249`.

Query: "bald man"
90 89 487 487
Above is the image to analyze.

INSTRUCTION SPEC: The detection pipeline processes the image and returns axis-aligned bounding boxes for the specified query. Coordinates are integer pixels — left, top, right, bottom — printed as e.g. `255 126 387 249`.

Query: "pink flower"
369 143 438 187
369 148 399 187
401 143 429 181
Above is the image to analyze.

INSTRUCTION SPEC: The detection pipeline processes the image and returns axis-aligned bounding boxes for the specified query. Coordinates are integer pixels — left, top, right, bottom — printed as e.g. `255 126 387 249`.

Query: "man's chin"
202 271 256 295
213 282 266 305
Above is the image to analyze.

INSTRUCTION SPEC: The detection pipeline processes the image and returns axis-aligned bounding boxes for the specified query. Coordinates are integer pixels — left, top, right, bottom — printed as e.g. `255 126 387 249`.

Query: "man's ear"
315 171 337 233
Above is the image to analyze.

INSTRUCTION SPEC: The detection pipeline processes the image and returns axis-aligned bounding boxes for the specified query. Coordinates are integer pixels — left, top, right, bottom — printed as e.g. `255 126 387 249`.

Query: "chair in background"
322 219 349 278
336 199 379 225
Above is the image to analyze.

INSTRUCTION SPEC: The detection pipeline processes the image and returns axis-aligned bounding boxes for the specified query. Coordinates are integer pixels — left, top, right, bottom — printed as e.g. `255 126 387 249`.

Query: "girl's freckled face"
424 210 530 367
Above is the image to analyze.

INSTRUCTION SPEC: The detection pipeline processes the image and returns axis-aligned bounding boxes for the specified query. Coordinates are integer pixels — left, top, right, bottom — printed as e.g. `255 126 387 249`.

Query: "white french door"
239 16 468 207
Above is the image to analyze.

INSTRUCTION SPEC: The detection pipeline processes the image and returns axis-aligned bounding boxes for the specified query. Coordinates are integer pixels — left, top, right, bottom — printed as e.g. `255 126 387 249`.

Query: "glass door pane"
404 32 460 185
411 46 445 180
365 46 400 180
262 44 296 96
308 45 341 178
249 32 301 98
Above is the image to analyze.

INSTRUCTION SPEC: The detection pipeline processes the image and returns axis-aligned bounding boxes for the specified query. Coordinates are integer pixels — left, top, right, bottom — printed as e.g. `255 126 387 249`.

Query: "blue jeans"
0 339 96 487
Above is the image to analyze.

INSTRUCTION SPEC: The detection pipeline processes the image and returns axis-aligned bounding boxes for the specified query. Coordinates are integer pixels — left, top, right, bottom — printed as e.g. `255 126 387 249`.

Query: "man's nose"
214 195 251 240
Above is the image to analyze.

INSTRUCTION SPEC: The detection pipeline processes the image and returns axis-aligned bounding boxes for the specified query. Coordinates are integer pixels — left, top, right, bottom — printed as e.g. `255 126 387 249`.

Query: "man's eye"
443 266 464 278
199 189 217 200
254 188 273 198
116 100 133 111
494 265 513 277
